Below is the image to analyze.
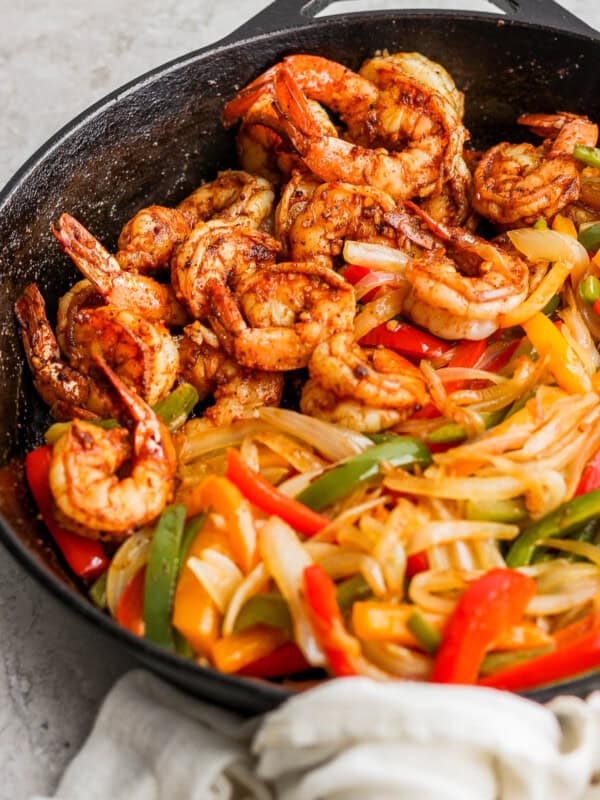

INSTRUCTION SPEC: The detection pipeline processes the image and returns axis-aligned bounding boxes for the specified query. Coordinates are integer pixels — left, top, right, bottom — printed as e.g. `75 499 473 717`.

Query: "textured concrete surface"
1 0 599 797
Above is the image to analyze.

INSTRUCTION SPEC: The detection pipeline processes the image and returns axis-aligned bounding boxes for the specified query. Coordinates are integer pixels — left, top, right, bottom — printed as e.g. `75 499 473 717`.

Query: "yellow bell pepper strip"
352 601 445 648
211 624 288 673
552 214 577 238
499 262 572 327
521 312 591 393
432 568 536 684
143 504 186 651
226 448 330 536
506 489 600 567
179 474 257 572
172 515 229 657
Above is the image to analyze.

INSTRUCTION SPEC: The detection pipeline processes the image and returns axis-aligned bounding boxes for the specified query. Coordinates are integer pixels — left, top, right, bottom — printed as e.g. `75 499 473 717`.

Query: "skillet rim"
2 8 600 710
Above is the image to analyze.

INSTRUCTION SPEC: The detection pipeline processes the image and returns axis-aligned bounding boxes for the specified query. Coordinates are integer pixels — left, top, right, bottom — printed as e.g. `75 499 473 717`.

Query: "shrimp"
177 170 275 229
402 203 529 340
179 322 283 426
287 181 410 268
308 332 428 411
14 283 114 419
274 171 321 253
56 279 105 357
49 354 176 537
210 262 356 371
473 112 599 226
300 379 407 433
69 307 179 406
171 218 281 320
53 214 188 327
418 156 476 229
116 206 191 274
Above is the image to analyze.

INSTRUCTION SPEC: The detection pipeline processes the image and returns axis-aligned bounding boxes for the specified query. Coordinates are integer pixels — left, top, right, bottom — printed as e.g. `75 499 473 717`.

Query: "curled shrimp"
300 379 408 433
287 181 412 268
69 306 179 406
49 354 177 537
418 156 476 229
274 171 321 253
116 205 191 274
308 332 428 412
403 203 529 340
56 279 104 357
53 213 188 327
179 322 283 426
177 170 275 228
210 262 356 371
473 112 599 226
15 283 113 419
171 218 281 320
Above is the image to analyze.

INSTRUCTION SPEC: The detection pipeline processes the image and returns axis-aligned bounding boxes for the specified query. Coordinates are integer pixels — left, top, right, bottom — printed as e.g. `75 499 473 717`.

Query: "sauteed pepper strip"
522 312 591 394
359 320 451 361
432 568 536 684
296 436 431 512
25 445 108 579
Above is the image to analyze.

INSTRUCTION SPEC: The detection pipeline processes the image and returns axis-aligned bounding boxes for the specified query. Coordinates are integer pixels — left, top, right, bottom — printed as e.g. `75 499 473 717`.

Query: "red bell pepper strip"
432 568 536 684
341 264 380 302
406 550 429 578
24 445 108 579
359 320 451 361
116 567 146 637
448 339 488 369
483 339 521 374
225 448 329 536
237 642 310 678
593 299 600 317
575 450 600 496
303 564 359 677
480 628 600 691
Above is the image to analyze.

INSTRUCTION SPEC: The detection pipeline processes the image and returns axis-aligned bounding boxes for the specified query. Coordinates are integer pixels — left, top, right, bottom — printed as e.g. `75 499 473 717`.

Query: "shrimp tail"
222 66 280 127
53 213 120 296
272 68 323 156
91 351 150 425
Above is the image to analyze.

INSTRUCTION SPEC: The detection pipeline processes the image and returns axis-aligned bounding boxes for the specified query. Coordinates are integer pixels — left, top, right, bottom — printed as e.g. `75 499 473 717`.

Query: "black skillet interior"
1 0 600 712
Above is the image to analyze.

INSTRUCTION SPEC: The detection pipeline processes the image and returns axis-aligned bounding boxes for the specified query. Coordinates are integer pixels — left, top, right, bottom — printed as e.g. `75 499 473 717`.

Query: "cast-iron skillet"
1 0 600 712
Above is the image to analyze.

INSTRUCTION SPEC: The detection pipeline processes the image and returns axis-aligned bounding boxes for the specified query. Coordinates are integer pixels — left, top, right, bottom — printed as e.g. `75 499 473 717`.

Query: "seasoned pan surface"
2 1 600 711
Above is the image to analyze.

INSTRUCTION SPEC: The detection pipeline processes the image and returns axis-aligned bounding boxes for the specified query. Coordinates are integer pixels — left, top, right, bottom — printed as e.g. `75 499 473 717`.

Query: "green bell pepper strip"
579 222 600 254
532 517 600 564
296 437 432 512
574 144 600 170
542 294 561 316
178 513 206 575
143 504 186 650
44 382 199 444
234 593 293 635
465 497 528 523
426 410 504 445
479 645 553 677
336 574 373 612
89 571 108 609
579 276 600 305
367 432 401 445
533 217 548 230
407 611 441 655
506 489 600 567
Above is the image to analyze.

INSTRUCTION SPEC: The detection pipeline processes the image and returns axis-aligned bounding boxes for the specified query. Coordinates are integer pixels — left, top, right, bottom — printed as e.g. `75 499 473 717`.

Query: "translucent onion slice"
177 418 269 464
360 640 432 680
258 407 371 461
560 284 600 371
253 432 325 473
500 260 571 327
188 549 243 614
221 562 270 636
409 569 477 614
407 521 519 555
305 544 387 596
353 287 407 341
436 367 507 385
106 528 153 617
384 471 526 500
354 271 406 300
343 240 409 273
508 228 589 282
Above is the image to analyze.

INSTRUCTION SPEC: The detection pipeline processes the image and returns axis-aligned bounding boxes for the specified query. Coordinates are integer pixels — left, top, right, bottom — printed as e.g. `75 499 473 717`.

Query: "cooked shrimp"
49 354 176 537
53 214 188 326
210 262 356 371
403 203 529 340
287 181 409 268
116 205 191 274
171 218 281 320
473 112 598 226
56 279 105 358
69 307 179 406
177 170 275 228
265 67 465 201
14 283 113 419
274 171 321 253
300 379 406 433
308 332 428 411
419 156 476 229
179 321 283 425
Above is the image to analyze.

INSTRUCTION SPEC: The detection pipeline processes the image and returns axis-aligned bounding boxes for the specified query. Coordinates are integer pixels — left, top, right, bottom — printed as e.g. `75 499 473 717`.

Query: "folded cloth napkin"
32 669 600 800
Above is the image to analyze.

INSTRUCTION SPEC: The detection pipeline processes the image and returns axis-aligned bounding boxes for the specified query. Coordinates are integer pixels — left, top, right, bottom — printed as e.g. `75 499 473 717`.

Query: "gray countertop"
1 0 600 796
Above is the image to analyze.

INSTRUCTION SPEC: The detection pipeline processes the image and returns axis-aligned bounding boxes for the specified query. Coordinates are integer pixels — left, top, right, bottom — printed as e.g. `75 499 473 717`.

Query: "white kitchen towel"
31 670 600 800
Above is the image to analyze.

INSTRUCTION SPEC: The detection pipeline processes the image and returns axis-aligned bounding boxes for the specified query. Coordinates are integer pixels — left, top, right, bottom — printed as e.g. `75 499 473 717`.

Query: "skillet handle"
222 0 596 41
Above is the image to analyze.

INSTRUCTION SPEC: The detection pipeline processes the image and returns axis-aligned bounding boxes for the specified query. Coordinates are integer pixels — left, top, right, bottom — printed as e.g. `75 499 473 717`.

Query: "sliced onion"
106 528 153 617
177 418 269 464
353 287 407 341
258 517 325 666
188 549 243 614
306 545 387 596
343 240 409 273
353 271 406 300
508 228 589 282
385 471 526 500
408 521 519 555
360 640 432 680
258 407 372 461
253 432 325 473
539 538 600 568
436 367 507 385
500 261 571 327
409 569 476 614
276 468 325 497
221 562 270 636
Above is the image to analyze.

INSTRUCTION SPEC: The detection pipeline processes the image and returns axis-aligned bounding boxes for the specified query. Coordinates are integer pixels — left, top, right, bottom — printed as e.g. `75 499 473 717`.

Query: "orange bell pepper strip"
352 602 445 648
211 624 288 673
521 312 591 393
226 448 330 536
552 214 578 238
432 568 536 684
116 567 146 637
179 474 257 572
